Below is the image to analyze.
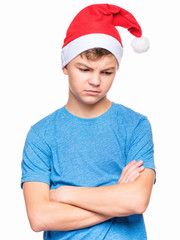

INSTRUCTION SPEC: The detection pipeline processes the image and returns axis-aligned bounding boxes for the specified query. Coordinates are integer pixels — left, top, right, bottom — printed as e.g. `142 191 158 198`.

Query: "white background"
0 0 179 239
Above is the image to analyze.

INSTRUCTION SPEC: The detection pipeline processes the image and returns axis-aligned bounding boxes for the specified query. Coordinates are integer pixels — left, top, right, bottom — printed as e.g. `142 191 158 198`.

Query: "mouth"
85 90 100 95
86 90 100 93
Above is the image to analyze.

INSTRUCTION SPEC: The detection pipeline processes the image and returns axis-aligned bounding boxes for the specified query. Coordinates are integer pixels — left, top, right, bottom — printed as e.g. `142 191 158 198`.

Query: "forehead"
71 54 118 69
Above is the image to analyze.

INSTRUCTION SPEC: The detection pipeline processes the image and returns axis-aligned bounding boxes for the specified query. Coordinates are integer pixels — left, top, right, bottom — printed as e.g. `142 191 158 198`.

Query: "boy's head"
63 47 118 105
61 4 149 69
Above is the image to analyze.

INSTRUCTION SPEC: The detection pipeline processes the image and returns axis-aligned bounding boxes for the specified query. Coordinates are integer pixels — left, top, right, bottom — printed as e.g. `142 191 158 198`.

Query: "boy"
21 4 155 240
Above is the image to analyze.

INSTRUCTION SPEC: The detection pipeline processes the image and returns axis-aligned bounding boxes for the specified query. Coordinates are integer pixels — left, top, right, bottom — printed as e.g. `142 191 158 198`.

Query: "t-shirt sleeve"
126 117 156 173
21 127 51 188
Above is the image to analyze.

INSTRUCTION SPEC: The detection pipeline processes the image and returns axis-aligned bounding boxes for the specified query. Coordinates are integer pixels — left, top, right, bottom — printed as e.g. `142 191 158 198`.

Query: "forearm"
59 169 154 217
60 184 138 217
23 182 111 232
34 201 112 232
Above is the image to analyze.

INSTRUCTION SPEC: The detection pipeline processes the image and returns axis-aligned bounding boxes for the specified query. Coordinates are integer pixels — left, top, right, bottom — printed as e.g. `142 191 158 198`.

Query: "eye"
79 68 89 72
102 71 113 75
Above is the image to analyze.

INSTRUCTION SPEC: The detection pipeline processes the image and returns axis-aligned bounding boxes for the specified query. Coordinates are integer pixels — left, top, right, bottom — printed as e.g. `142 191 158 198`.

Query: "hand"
118 160 145 184
50 160 145 202
50 186 66 203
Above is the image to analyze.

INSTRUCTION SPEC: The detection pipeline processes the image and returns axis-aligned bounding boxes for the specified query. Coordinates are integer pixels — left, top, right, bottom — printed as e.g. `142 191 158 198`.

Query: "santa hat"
61 4 149 68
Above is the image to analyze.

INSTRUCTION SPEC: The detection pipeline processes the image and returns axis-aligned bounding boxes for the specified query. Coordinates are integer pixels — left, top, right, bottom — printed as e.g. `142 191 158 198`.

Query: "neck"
65 92 112 119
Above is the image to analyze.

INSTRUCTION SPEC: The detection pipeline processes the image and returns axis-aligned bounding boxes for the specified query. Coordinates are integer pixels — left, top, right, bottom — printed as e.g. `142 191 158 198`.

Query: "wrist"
60 186 74 204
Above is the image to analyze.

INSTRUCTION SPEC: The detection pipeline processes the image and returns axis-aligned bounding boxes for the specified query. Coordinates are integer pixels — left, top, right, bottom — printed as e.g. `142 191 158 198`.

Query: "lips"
86 90 100 93
85 90 100 95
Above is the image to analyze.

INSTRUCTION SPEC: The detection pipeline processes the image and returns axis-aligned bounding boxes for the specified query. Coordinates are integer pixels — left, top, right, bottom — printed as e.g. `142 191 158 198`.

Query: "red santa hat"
61 4 149 68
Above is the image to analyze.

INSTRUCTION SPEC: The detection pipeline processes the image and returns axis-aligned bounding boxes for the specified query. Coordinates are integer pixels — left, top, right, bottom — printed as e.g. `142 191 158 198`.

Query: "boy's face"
63 54 118 105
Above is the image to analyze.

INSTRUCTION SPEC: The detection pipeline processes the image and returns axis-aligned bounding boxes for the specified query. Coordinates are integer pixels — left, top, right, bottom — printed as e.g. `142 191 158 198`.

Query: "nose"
88 73 101 86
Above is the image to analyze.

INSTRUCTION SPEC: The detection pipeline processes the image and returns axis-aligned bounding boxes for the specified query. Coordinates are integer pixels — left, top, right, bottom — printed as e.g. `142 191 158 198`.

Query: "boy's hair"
80 48 113 61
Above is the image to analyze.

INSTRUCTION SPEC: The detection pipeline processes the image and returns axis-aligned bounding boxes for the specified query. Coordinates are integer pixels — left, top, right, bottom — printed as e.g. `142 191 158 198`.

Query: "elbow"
30 222 43 233
114 195 149 217
28 210 46 232
133 193 150 215
133 202 147 215
29 216 43 233
31 224 42 233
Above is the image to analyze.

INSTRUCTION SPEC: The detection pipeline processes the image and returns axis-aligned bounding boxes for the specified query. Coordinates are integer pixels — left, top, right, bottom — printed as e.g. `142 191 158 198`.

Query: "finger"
126 166 145 183
118 160 144 184
118 161 136 183
123 160 143 173
136 160 144 167
122 160 143 178
125 160 143 177
129 172 140 182
139 165 145 173
122 160 136 172
120 160 137 179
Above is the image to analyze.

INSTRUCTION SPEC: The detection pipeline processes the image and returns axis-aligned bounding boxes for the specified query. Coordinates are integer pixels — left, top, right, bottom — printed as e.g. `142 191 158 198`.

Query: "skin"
23 160 146 232
50 168 154 217
23 53 155 232
63 53 118 118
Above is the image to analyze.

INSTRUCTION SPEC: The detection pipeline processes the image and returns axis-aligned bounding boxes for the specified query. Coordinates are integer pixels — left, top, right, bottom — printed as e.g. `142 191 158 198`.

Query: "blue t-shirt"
21 102 155 240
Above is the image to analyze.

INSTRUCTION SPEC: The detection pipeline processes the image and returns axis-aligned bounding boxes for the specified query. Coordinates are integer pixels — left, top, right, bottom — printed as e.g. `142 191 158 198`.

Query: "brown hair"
80 48 113 61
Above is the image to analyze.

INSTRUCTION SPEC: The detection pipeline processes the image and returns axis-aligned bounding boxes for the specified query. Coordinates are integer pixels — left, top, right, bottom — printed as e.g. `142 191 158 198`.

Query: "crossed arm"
23 160 155 232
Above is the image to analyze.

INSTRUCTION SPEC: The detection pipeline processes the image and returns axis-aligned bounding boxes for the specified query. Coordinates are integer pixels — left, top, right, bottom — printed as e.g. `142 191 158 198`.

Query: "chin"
81 96 105 105
81 100 99 105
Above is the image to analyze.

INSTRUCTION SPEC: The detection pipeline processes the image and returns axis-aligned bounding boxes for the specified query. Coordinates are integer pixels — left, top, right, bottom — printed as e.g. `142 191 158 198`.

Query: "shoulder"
27 106 65 141
112 102 153 138
112 102 147 125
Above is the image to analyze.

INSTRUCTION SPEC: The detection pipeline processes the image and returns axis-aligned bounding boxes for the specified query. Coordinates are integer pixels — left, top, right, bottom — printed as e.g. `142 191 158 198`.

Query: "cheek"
103 78 114 90
68 74 82 93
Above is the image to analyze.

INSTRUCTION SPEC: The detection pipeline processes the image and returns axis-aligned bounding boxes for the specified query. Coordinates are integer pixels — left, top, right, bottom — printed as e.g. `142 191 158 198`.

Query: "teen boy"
21 4 155 240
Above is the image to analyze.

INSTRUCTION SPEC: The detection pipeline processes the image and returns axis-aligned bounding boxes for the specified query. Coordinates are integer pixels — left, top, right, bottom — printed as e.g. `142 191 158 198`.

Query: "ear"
62 66 68 75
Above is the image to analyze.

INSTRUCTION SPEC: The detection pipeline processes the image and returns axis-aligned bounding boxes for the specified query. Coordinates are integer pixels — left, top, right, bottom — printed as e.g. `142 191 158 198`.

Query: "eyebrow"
75 62 117 71
75 62 92 69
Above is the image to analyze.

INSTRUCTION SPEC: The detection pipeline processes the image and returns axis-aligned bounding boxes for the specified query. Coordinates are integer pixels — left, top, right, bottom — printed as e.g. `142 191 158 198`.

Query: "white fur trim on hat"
61 33 123 68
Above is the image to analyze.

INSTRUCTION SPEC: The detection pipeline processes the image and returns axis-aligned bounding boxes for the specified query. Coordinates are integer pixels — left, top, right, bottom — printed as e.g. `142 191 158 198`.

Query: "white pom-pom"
131 36 150 53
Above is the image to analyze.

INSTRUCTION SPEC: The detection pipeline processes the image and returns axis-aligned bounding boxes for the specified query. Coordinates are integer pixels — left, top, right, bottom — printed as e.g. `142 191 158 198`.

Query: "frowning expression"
63 54 118 105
